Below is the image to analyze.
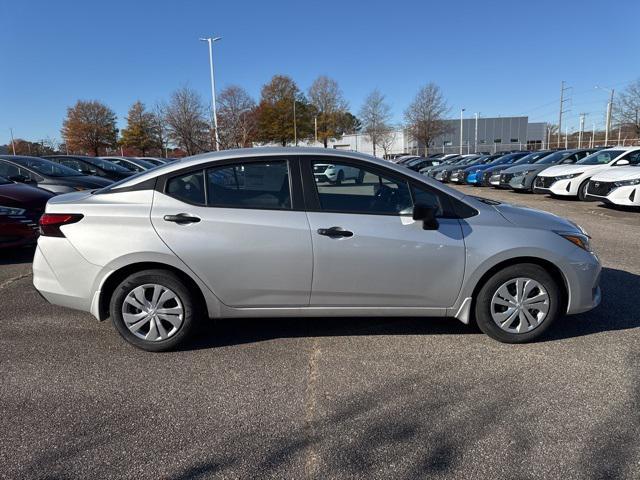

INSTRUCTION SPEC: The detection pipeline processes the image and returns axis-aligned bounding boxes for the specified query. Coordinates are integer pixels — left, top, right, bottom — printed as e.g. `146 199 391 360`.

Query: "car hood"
0 182 53 208
590 167 640 182
538 164 602 177
493 202 581 233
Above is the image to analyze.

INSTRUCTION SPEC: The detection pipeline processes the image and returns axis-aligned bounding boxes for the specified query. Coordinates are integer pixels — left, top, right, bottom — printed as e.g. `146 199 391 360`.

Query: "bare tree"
165 87 210 156
217 85 258 149
615 79 640 138
152 101 170 157
404 83 450 155
378 126 397 158
359 89 392 157
308 75 349 147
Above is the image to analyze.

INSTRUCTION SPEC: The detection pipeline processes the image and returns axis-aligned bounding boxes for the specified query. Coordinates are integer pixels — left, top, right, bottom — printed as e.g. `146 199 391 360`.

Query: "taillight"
39 214 84 237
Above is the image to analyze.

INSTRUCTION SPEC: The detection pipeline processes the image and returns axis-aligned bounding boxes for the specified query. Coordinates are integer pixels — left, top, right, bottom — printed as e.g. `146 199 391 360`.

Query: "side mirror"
562 158 575 164
412 204 439 230
615 159 629 166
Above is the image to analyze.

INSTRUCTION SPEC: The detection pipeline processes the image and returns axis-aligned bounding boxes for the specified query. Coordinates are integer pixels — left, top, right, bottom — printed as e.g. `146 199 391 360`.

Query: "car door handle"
163 213 201 224
317 226 353 238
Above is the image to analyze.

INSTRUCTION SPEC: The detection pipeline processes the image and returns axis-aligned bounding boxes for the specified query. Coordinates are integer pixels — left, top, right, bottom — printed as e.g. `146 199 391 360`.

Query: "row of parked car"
0 154 174 249
392 146 640 207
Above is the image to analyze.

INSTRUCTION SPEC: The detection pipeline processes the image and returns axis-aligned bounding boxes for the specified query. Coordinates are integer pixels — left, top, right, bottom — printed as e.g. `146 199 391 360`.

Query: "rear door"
302 156 466 308
151 157 313 307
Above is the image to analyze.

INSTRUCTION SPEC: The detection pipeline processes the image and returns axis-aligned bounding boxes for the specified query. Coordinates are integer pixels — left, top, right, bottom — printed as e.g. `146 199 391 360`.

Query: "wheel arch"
469 256 569 316
96 261 216 321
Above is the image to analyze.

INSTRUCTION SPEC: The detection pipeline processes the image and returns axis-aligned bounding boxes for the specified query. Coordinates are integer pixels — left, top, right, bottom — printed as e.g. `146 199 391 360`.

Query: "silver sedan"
33 147 601 351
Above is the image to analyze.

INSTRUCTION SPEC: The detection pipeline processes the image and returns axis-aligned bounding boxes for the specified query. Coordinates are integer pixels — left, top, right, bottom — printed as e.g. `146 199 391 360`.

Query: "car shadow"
543 267 640 341
0 246 35 265
181 267 638 351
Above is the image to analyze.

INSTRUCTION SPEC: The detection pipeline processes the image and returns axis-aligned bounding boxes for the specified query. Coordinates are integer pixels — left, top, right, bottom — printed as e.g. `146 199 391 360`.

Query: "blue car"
463 152 530 185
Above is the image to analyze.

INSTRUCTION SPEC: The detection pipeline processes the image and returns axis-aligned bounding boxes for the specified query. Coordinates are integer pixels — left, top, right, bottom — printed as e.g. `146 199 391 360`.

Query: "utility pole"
474 112 479 153
459 108 465 154
596 86 614 146
199 36 222 151
558 81 565 148
293 97 297 146
314 116 318 144
578 113 585 148
591 123 596 148
565 126 569 149
9 128 16 155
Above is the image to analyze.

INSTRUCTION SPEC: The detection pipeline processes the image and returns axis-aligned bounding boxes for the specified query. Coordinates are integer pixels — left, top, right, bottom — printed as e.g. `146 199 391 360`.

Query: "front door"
151 158 313 307
305 158 466 307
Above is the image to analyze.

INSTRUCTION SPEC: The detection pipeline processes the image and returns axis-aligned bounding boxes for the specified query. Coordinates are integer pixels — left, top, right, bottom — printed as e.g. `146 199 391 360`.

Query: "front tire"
335 170 344 185
110 269 198 351
474 264 560 343
577 179 590 201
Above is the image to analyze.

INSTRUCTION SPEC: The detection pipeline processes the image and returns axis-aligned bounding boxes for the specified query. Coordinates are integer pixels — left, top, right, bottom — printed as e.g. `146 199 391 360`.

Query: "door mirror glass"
616 159 630 166
562 158 575 164
412 204 439 230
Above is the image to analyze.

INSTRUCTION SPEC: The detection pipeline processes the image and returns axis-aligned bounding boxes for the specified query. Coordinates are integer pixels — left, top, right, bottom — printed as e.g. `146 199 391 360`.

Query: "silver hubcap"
122 284 184 341
490 277 550 334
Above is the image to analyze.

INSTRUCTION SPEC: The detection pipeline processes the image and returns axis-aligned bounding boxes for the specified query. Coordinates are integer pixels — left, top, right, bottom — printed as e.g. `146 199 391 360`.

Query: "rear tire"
474 264 560 343
110 269 198 352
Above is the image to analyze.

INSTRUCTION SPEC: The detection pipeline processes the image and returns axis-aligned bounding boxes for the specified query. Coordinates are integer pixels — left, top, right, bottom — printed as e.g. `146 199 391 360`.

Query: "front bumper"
533 177 578 196
314 172 336 182
509 174 534 191
0 218 39 248
564 250 602 315
586 185 640 206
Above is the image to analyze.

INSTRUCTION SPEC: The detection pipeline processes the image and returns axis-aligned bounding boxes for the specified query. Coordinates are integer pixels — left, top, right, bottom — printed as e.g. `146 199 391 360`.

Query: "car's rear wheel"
355 170 365 184
474 264 560 343
110 269 198 351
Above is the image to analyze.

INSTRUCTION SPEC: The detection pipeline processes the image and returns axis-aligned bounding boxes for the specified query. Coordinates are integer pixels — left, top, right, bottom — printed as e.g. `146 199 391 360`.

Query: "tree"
308 75 349 147
217 85 258 149
61 100 117 156
404 83 450 155
10 138 58 156
359 89 392 157
378 126 397 158
164 87 210 156
152 102 170 157
615 79 640 138
120 101 159 155
256 75 313 146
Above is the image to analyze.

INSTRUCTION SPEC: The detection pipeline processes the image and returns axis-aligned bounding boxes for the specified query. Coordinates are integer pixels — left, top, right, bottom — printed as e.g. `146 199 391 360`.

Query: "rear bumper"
32 239 101 316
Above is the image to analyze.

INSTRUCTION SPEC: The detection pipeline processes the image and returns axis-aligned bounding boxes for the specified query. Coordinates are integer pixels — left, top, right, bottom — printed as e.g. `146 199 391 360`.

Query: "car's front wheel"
110 269 198 351
577 179 590 201
474 263 560 343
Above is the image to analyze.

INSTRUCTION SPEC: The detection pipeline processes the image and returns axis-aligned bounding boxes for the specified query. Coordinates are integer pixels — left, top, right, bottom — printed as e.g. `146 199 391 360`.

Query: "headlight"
614 178 640 187
74 186 88 191
556 231 592 252
555 173 582 180
0 205 26 215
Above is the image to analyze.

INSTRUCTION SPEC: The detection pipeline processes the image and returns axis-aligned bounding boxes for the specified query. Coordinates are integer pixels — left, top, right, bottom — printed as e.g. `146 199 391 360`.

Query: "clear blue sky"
1 0 638 145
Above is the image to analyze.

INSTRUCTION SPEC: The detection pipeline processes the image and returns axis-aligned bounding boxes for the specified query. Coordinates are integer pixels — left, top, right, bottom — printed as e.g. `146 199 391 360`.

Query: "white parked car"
586 164 640 207
533 147 640 200
313 163 364 184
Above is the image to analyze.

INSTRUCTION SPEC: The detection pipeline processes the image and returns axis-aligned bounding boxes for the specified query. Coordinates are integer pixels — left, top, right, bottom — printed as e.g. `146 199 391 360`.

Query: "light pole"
459 108 465 154
200 36 222 151
474 112 479 153
9 128 16 155
596 85 614 146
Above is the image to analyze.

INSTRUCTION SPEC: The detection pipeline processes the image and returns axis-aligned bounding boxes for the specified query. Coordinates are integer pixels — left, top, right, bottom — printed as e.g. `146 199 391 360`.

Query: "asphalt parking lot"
1 187 640 479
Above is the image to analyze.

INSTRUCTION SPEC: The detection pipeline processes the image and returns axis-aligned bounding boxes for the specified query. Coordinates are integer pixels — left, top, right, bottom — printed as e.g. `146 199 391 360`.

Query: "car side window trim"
299 155 469 219
159 156 305 211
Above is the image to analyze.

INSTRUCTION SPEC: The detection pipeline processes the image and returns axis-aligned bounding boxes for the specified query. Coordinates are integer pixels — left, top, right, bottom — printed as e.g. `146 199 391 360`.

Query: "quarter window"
311 161 412 215
207 161 291 209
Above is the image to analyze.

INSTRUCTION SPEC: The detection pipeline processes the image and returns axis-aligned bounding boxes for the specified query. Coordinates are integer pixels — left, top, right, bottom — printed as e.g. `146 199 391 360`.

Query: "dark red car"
0 176 53 248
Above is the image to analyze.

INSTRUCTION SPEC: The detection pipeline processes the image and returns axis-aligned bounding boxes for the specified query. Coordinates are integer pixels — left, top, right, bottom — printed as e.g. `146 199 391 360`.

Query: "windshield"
513 151 551 165
85 157 130 172
12 157 84 177
577 150 625 165
534 151 573 165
